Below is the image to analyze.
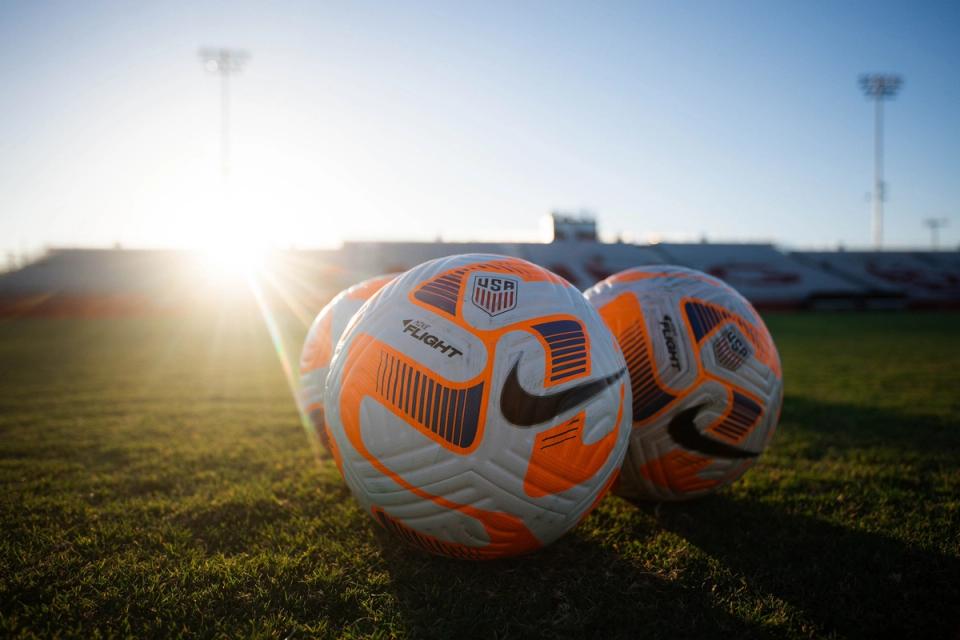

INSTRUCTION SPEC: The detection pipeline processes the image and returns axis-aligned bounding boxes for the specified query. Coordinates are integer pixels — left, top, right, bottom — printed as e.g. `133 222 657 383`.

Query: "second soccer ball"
585 265 783 501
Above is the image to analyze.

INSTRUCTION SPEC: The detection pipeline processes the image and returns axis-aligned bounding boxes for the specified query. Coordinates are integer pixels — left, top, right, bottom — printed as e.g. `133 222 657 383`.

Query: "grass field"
1 309 958 638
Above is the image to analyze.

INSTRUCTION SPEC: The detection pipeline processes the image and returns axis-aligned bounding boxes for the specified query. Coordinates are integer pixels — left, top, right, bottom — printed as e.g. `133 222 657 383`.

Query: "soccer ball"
584 265 783 501
299 274 398 452
324 254 631 559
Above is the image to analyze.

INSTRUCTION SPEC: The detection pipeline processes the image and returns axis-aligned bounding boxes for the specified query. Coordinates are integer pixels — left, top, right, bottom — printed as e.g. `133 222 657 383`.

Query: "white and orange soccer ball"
584 265 783 501
323 254 631 559
299 274 398 452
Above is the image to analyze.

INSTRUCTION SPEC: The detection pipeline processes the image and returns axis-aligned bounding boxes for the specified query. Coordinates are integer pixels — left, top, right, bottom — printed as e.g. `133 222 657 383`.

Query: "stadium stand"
0 248 340 316
655 243 871 309
925 251 960 271
0 249 191 316
0 249 193 295
2 243 958 317
793 251 960 308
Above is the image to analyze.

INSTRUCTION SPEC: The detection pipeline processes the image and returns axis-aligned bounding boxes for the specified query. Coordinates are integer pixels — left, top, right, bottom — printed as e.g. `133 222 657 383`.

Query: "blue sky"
1 0 958 255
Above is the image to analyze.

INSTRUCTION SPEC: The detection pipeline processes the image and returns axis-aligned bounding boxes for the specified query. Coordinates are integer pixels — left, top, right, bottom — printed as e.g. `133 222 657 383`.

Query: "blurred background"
0 0 958 314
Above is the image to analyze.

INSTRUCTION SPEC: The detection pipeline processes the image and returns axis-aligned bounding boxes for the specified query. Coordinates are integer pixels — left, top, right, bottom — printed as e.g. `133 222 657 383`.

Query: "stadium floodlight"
923 217 948 250
859 73 903 249
199 48 249 177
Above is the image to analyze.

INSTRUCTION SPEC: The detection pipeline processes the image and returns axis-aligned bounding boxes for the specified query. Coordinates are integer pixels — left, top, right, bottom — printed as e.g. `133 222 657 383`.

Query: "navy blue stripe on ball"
375 350 485 449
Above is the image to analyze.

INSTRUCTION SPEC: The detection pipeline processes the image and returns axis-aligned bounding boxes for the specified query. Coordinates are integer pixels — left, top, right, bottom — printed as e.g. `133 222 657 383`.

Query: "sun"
198 238 268 289
190 192 272 288
203 243 265 274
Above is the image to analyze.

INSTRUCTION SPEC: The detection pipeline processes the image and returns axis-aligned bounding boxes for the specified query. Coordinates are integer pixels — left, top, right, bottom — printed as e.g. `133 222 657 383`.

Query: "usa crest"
471 275 519 316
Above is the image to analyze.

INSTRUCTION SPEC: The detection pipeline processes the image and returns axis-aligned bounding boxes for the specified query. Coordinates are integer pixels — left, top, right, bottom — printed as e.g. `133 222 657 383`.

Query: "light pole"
859 73 902 249
199 48 249 178
923 218 948 250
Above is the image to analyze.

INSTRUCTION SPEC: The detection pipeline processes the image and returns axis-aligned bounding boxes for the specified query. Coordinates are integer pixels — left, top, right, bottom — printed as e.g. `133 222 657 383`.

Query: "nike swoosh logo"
667 404 759 459
500 360 626 427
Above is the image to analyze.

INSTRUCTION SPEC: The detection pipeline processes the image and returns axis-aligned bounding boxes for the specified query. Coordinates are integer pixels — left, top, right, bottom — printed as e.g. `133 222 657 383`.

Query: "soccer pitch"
1 311 958 638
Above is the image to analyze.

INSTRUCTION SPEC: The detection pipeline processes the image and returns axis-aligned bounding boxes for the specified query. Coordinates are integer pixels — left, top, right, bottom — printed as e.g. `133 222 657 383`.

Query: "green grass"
1 310 958 639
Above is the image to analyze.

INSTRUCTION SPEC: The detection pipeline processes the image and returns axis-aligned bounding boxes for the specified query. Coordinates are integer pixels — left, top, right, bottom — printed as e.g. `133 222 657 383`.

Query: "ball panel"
371 508 489 560
350 333 488 454
300 308 334 376
680 296 781 379
524 383 625 498
594 291 684 424
346 274 397 300
409 256 567 321
528 317 592 387
298 274 398 451
335 341 545 557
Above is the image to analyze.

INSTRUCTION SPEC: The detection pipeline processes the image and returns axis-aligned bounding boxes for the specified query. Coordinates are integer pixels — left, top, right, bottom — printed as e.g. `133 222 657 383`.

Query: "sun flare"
199 241 267 287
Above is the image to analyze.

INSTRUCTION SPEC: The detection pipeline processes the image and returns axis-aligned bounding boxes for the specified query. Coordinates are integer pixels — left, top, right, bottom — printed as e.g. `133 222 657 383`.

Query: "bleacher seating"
2 243 958 316
655 243 869 308
793 251 960 308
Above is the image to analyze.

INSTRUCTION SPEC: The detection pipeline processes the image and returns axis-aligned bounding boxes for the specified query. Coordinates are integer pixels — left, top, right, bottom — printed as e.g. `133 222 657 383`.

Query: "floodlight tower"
859 73 902 248
199 48 249 178
924 218 948 250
